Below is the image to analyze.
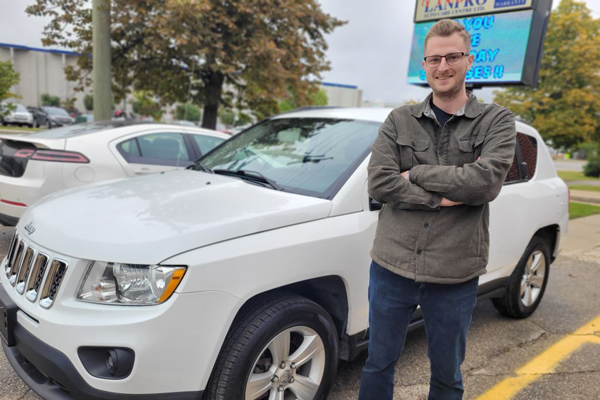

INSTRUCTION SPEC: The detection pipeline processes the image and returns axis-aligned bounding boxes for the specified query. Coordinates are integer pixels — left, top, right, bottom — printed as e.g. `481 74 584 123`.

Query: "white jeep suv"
0 107 568 400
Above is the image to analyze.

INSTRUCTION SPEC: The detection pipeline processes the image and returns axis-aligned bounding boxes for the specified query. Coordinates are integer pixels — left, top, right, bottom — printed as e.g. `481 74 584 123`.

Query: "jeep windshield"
192 118 381 199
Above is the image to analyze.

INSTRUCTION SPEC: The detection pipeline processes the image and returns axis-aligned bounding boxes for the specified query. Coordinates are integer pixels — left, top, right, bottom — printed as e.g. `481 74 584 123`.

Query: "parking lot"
1 223 600 400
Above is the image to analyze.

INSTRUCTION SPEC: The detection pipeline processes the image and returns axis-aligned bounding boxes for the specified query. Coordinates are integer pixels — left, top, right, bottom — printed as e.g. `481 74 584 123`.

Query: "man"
359 19 516 400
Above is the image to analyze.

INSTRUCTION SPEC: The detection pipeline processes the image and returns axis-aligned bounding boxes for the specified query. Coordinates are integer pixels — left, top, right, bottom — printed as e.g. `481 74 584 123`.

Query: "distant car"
41 106 75 129
0 104 34 128
26 107 50 128
0 121 229 225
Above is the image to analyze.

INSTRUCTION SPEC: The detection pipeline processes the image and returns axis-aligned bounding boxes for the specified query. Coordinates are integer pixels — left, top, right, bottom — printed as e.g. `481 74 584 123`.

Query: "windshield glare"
44 107 69 116
198 118 381 199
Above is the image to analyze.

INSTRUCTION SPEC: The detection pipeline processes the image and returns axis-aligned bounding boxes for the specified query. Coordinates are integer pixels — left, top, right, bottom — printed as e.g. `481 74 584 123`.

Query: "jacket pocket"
396 136 430 169
457 134 484 165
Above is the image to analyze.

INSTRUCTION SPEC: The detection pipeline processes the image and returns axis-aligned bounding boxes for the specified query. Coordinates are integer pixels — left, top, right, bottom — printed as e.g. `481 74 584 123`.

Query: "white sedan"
0 104 34 128
1 108 568 400
0 121 228 225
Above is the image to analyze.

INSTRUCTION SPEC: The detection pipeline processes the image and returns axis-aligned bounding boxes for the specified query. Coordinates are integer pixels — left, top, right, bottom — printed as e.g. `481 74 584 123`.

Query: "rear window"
0 140 37 178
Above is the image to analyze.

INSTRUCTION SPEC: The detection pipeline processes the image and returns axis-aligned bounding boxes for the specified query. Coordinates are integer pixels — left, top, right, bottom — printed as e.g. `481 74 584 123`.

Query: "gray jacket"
368 93 516 283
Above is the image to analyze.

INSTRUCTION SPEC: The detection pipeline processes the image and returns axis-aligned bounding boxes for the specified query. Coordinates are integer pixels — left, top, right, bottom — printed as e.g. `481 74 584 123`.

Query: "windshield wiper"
213 169 283 191
187 161 213 174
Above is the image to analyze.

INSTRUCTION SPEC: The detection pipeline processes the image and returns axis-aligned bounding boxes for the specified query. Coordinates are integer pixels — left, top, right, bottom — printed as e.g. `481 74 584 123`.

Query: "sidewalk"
561 213 600 256
570 189 600 205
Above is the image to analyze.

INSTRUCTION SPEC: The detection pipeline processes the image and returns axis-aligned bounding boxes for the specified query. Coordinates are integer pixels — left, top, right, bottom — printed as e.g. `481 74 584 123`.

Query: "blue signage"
407 10 534 85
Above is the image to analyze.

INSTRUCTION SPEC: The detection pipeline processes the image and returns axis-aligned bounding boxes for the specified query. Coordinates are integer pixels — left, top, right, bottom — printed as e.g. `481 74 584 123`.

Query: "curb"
571 196 600 205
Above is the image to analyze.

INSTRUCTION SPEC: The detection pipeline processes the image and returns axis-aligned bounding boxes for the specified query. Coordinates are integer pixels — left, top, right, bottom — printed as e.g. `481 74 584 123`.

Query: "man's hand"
400 170 410 180
440 198 463 207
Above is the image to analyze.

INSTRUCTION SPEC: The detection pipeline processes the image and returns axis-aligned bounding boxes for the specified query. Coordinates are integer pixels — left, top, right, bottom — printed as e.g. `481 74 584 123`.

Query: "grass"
0 125 42 133
569 185 600 193
570 202 600 220
557 170 600 182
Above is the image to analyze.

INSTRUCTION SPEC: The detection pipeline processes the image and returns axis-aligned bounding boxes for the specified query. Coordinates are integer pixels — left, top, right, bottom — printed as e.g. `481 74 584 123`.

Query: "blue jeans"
358 261 479 400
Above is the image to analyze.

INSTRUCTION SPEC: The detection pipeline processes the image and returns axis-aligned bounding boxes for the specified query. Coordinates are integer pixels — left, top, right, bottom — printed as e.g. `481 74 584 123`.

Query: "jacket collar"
411 91 484 119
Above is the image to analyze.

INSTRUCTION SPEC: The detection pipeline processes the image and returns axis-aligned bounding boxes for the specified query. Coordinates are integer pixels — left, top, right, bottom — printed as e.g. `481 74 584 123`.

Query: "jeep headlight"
77 262 186 305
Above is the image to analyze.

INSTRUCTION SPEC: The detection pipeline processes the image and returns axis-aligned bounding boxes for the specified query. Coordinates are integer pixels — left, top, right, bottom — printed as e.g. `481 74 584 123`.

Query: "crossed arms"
367 108 516 209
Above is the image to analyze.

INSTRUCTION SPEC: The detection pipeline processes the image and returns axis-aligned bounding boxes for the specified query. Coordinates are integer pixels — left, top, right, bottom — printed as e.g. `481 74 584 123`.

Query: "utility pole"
93 0 112 121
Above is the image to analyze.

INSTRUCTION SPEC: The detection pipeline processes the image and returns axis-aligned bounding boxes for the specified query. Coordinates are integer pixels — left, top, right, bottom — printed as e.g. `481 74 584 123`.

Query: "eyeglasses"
423 52 466 67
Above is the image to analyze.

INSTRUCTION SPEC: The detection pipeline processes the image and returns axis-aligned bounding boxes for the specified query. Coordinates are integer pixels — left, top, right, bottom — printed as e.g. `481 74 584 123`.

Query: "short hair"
424 19 471 54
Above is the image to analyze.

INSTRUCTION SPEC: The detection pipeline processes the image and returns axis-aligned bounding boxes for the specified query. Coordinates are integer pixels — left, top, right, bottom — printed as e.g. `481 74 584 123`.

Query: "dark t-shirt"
430 99 453 128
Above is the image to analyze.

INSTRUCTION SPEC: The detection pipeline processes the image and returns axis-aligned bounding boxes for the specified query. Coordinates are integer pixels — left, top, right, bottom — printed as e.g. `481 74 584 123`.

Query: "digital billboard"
407 10 534 85
407 0 552 87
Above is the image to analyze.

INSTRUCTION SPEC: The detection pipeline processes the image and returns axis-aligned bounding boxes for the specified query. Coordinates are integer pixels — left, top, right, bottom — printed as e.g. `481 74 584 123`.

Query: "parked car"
0 121 229 225
42 106 75 129
0 104 34 128
26 106 50 128
0 108 568 400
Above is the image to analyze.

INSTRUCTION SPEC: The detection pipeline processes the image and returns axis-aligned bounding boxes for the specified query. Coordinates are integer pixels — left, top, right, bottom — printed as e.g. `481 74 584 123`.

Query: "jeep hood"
19 170 332 264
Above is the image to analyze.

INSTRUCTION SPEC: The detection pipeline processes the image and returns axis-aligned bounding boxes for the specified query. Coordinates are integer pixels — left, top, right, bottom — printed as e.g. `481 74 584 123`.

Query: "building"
0 43 87 110
320 82 362 107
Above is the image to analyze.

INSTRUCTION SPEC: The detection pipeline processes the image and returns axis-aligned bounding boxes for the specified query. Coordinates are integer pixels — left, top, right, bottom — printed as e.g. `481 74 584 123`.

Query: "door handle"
134 167 152 175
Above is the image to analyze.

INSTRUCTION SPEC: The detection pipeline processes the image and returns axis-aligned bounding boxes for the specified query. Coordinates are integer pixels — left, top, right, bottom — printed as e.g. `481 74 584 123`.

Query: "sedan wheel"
46 120 52 129
205 295 338 400
492 235 550 319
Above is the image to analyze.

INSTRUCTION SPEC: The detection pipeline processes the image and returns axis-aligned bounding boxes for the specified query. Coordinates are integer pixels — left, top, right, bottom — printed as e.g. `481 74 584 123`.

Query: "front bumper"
3 319 204 400
1 233 241 399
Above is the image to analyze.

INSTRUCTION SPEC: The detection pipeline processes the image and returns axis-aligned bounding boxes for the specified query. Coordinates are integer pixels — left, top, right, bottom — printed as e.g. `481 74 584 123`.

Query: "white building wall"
320 83 363 107
0 45 87 111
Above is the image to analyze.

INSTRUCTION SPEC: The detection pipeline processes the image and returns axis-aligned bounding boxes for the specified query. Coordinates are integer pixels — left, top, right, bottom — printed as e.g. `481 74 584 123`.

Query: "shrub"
176 103 201 122
41 94 60 107
84 94 93 111
584 156 600 178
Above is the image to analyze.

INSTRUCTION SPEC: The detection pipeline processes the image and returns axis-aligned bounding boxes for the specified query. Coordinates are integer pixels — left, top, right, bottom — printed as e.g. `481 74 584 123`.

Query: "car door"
115 131 194 176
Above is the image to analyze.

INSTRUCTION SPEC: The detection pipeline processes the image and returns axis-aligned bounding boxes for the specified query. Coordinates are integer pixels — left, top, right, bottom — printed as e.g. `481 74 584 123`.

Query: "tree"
176 103 201 122
26 0 344 129
278 87 329 114
131 91 162 121
0 61 20 112
493 0 600 150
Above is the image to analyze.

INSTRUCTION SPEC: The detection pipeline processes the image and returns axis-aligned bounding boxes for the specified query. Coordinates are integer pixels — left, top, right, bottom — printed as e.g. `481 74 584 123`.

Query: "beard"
428 68 467 100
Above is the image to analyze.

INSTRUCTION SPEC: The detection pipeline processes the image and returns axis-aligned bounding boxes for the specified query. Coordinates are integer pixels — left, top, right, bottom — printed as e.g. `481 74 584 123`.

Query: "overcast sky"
2 0 600 104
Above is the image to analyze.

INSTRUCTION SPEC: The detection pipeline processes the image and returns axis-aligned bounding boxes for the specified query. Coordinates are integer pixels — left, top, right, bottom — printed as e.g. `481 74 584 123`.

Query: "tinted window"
193 134 225 155
197 118 381 199
137 133 189 160
504 132 537 183
120 138 141 157
518 133 537 180
117 132 191 166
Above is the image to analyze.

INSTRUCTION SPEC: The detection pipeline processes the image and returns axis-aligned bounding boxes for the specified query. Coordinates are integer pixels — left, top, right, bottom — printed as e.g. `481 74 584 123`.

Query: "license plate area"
0 286 17 347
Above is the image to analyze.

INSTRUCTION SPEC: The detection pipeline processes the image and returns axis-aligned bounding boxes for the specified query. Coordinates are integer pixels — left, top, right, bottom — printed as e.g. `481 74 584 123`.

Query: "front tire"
205 294 339 400
492 236 550 319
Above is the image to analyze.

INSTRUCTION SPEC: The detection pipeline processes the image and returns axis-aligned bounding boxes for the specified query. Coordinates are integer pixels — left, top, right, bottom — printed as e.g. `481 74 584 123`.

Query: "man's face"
422 32 474 99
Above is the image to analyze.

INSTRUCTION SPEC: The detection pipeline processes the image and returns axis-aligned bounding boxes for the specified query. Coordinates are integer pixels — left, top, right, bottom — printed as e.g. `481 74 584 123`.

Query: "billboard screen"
407 10 534 85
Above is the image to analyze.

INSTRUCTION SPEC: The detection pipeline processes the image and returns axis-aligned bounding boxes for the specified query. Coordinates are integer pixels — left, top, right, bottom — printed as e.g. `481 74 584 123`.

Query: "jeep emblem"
24 222 36 235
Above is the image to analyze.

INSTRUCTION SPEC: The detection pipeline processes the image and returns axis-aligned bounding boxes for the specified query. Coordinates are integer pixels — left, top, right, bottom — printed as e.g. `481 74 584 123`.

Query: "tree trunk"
202 71 224 130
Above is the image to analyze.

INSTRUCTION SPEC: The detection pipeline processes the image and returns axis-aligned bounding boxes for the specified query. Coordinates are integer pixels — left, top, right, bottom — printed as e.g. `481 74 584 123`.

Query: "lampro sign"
408 0 552 87
415 0 534 22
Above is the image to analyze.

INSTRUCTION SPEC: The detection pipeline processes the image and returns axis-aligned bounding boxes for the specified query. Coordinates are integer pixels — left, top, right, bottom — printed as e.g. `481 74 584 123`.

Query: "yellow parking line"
476 315 600 400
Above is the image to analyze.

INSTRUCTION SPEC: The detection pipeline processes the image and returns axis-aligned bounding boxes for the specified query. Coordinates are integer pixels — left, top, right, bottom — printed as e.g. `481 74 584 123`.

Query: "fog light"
78 347 135 380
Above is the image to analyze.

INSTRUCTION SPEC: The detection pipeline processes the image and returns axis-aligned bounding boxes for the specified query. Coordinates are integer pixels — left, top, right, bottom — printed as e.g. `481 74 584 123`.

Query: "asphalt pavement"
1 223 599 400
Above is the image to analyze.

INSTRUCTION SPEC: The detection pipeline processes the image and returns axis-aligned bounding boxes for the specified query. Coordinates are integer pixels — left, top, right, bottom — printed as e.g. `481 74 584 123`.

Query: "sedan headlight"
77 262 186 305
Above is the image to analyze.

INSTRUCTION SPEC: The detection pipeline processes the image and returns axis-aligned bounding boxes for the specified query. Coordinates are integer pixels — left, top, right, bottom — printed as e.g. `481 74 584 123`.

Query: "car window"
117 132 191 166
504 132 537 184
15 105 27 112
192 134 226 155
196 118 381 199
518 133 537 180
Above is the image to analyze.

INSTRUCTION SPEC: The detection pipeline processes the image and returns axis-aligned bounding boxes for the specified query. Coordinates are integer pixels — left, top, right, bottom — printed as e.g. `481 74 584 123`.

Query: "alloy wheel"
520 250 546 307
245 326 326 400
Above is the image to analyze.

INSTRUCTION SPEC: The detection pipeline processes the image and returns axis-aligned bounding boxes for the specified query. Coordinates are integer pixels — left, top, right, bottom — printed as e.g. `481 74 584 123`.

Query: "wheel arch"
534 224 559 263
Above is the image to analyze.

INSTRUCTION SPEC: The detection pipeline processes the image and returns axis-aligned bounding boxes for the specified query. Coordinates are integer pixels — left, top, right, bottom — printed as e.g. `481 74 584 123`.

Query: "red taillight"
14 149 35 158
12 149 90 163
1 199 27 207
31 150 89 163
